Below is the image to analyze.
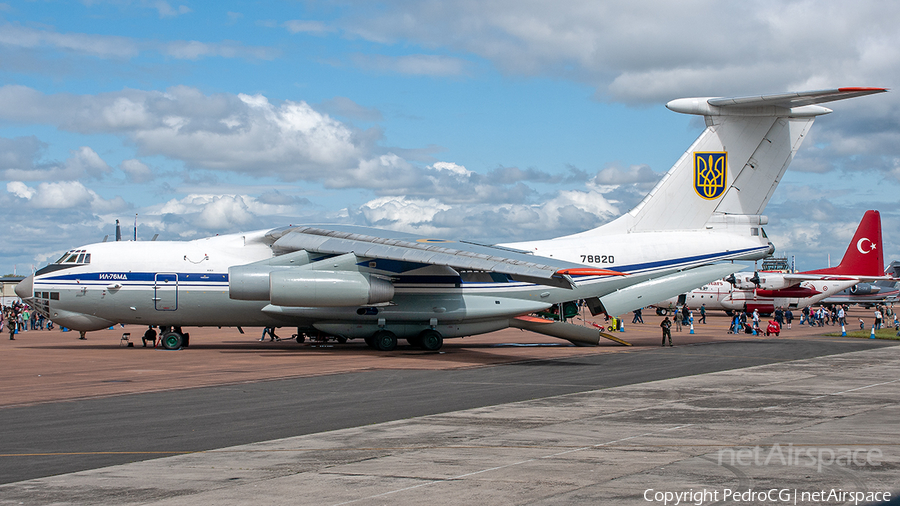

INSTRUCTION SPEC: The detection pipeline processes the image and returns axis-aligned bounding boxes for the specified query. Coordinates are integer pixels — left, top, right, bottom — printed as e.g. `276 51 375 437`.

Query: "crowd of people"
652 302 899 344
796 303 898 332
2 302 54 339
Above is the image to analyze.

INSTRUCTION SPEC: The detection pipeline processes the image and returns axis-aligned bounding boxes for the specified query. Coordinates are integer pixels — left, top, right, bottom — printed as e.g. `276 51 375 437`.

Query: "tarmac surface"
1 309 898 504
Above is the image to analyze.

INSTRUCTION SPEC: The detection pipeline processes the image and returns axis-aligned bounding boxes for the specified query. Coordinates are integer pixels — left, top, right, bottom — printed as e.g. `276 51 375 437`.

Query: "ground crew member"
660 316 672 347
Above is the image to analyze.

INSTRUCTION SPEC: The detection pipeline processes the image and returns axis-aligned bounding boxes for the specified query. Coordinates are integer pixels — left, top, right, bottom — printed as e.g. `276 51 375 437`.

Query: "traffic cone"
689 322 695 334
619 320 625 332
841 325 846 337
870 326 876 339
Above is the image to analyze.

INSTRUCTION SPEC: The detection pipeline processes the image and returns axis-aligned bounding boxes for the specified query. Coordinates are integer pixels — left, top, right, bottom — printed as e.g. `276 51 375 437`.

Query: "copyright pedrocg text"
643 488 891 505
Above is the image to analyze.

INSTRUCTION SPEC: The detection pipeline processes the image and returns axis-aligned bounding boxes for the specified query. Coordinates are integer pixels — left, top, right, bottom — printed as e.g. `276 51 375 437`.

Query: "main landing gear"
365 329 444 351
154 326 189 350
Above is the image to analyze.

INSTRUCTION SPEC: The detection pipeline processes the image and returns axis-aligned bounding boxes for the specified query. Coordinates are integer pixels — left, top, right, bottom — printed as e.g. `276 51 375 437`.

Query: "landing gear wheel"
295 334 306 344
372 330 397 351
161 331 183 350
656 308 668 316
418 329 443 351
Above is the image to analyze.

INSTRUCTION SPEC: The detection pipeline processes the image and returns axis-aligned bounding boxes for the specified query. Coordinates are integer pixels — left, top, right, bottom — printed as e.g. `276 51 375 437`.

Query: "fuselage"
21 224 772 336
657 272 858 313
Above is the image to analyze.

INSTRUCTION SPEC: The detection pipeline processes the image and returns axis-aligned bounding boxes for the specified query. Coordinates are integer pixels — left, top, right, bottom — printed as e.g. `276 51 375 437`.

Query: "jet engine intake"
269 270 394 307
229 250 315 301
229 265 288 300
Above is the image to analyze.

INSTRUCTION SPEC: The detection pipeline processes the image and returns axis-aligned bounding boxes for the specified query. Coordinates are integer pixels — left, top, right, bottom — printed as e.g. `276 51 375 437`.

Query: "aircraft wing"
265 225 623 289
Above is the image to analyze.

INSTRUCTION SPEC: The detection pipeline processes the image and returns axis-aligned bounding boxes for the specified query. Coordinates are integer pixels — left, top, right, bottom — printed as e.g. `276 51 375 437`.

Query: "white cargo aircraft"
655 210 888 314
16 87 886 351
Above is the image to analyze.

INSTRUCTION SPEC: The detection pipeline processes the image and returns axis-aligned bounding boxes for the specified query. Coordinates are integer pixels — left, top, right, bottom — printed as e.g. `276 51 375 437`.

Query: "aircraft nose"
15 274 34 300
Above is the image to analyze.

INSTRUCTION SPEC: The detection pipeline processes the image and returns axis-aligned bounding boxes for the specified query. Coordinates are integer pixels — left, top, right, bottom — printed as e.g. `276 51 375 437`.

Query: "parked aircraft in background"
654 210 888 315
16 88 886 351
822 260 900 307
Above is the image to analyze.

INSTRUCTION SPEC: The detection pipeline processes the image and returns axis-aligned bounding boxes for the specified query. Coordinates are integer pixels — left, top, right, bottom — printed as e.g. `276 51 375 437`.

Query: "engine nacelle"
229 250 315 301
850 284 880 295
230 264 289 300
734 272 792 291
269 270 394 307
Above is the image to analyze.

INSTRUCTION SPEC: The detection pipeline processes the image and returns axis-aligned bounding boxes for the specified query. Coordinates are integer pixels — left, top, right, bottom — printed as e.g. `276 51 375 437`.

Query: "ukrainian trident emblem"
693 152 727 200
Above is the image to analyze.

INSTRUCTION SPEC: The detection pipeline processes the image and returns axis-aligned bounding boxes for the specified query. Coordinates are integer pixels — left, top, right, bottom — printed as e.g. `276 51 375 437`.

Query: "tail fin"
617 88 886 232
804 210 884 277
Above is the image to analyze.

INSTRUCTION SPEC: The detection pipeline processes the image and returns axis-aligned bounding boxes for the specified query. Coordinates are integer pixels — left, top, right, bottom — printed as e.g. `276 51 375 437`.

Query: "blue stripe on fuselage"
608 246 767 275
38 272 229 282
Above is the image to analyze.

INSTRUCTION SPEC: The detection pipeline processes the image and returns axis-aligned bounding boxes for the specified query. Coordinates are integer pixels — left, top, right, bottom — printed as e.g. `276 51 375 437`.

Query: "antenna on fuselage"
115 220 121 241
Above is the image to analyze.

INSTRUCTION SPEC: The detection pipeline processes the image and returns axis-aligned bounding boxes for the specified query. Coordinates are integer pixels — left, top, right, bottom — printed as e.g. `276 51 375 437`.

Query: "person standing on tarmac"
660 316 672 346
632 308 644 324
699 304 707 324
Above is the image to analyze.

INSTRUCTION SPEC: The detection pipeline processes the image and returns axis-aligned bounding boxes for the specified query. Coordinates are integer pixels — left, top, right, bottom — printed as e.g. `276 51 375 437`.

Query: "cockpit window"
55 249 91 265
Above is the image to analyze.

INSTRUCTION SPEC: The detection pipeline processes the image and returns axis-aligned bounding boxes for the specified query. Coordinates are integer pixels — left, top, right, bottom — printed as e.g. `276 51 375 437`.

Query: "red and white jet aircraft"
656 210 887 314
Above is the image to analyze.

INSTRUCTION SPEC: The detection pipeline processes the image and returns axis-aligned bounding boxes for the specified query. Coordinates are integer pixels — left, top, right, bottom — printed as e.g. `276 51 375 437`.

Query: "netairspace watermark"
643 488 891 505
717 444 883 473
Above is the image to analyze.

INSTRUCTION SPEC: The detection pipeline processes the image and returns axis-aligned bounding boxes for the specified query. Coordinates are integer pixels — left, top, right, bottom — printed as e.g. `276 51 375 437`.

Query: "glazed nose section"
15 274 34 299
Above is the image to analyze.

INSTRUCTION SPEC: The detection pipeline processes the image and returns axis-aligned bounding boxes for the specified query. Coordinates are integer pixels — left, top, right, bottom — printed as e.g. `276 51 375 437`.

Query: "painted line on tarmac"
328 424 695 506
809 377 900 400
6 442 899 459
0 451 193 457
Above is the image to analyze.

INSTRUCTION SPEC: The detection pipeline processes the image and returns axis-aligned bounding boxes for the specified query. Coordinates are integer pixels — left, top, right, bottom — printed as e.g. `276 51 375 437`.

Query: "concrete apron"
3 346 899 506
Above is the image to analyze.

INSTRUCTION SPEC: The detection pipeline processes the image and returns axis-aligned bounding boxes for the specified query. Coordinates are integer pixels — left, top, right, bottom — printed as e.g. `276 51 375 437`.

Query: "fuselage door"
154 273 178 311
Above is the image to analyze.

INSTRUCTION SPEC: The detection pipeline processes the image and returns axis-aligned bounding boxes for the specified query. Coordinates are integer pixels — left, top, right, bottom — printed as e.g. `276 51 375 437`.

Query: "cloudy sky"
1 0 898 275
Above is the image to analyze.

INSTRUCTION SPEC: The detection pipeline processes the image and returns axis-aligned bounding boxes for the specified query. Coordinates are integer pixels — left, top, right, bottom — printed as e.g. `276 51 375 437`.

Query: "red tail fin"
804 210 884 277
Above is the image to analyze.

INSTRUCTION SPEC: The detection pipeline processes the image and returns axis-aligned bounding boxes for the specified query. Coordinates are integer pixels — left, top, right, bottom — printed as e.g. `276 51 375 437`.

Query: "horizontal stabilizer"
708 87 888 109
598 264 740 317
667 88 887 117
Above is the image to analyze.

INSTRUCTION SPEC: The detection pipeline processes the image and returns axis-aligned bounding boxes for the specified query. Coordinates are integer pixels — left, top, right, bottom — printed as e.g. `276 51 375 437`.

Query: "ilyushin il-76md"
16 87 886 351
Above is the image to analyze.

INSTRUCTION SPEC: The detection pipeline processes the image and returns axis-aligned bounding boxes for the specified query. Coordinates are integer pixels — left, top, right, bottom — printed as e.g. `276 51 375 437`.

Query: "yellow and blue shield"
693 152 727 200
